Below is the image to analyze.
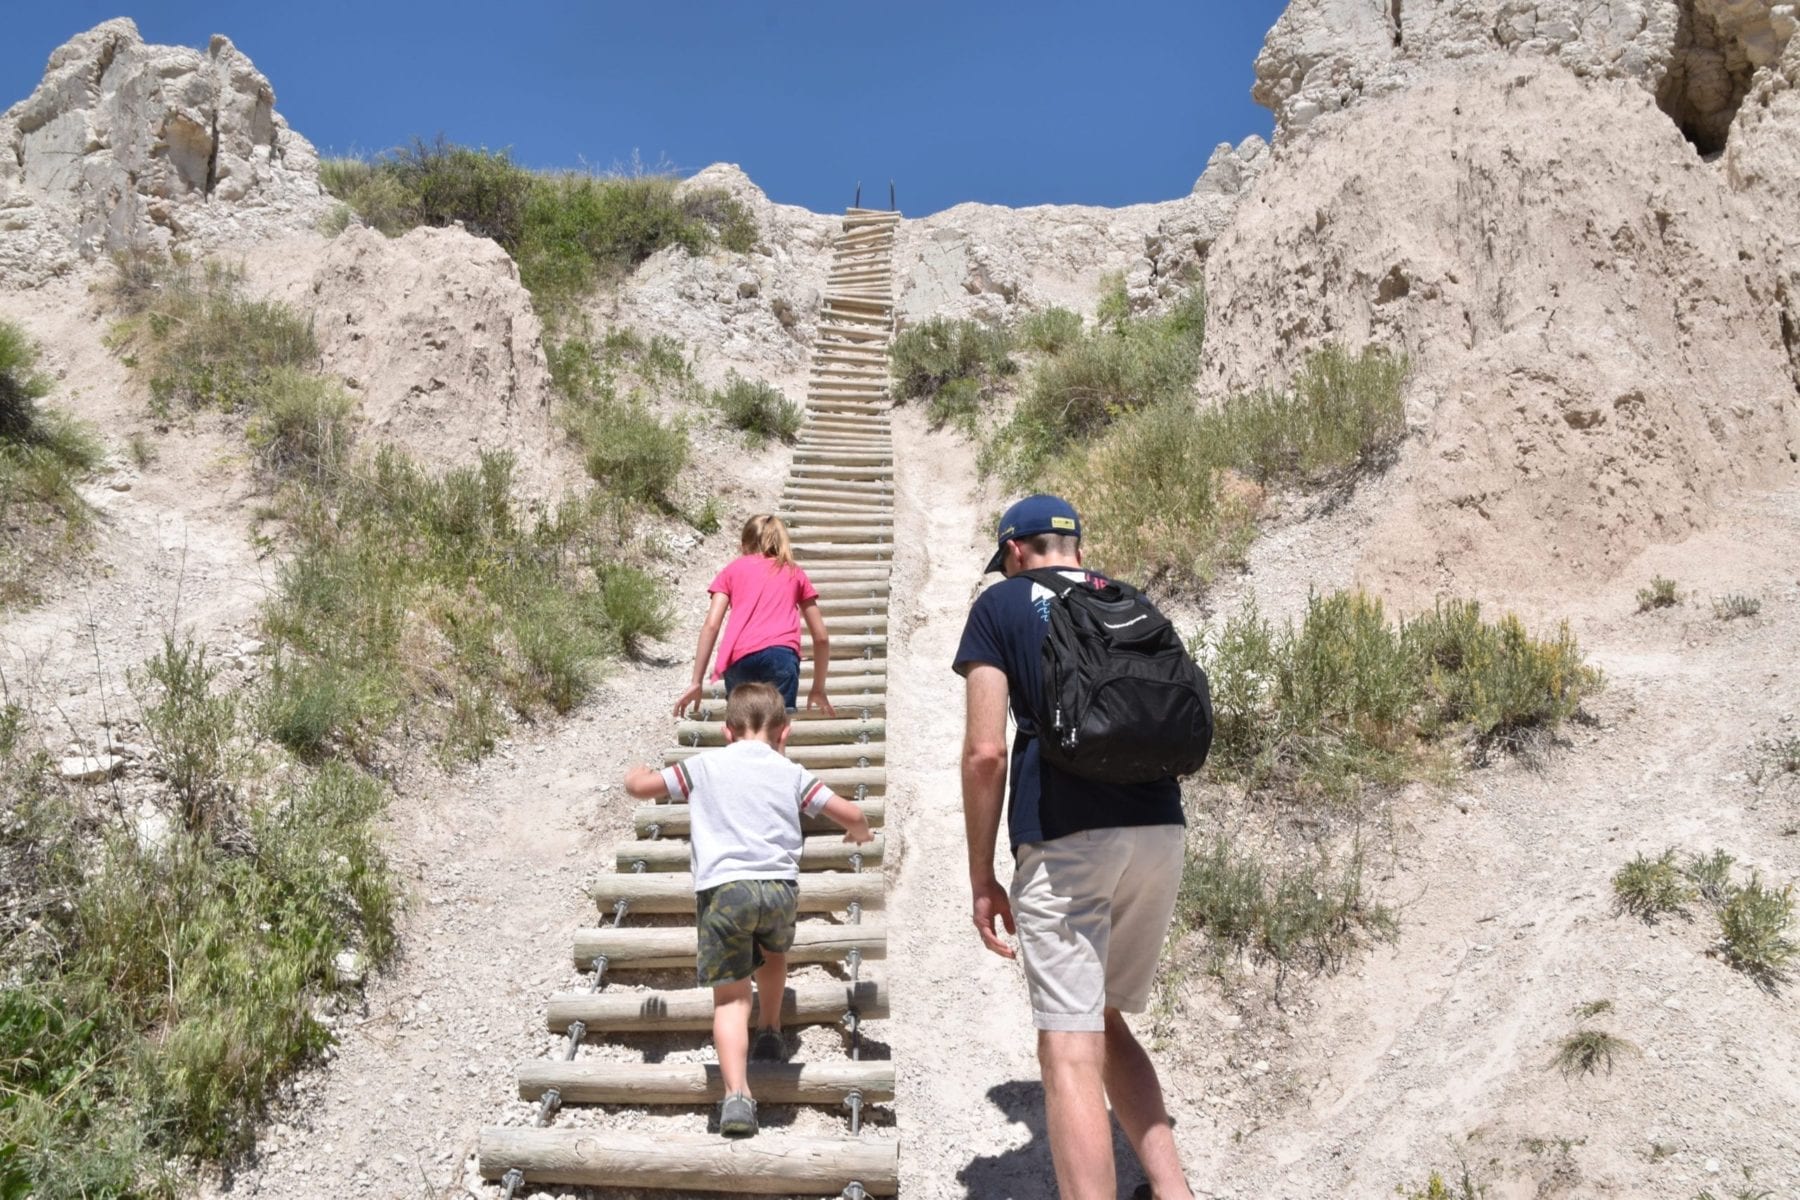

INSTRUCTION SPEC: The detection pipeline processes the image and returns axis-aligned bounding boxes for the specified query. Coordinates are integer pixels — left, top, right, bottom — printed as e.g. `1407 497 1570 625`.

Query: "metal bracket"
500 1167 525 1200
631 859 647 873
647 823 662 841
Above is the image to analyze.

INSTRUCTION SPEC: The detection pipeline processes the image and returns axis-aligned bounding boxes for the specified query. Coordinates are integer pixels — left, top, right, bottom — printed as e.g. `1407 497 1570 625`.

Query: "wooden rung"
590 871 886 913
635 798 885 838
785 526 895 542
663 741 884 769
673 717 885 745
574 920 886 969
516 1059 897 1105
547 977 889 1033
616 833 884 873
687 695 889 722
477 1129 899 1195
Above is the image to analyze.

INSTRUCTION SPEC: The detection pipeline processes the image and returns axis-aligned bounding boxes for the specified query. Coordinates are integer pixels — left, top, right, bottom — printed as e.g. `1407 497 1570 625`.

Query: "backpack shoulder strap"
1018 567 1087 596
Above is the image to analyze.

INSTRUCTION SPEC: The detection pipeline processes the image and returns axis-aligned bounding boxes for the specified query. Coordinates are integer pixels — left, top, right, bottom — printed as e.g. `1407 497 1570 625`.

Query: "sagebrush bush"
599 564 675 652
134 634 238 833
1551 1028 1638 1077
107 258 319 417
713 373 801 445
0 700 397 1196
319 141 756 321
1718 873 1796 984
991 288 1206 478
1636 576 1679 611
259 448 663 757
1612 848 1694 920
570 400 689 505
1 320 102 605
1046 400 1257 587
1713 593 1761 621
244 367 356 484
1200 590 1599 802
1212 345 1408 484
1178 834 1396 984
891 317 1015 401
1015 306 1082 354
550 328 696 507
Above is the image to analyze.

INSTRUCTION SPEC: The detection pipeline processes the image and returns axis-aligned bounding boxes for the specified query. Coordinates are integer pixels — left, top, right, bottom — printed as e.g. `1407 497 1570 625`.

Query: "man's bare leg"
1039 1029 1115 1199
1102 1008 1192 1200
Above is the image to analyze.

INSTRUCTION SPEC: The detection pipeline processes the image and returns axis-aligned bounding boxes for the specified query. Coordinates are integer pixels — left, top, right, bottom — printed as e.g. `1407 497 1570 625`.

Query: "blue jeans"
723 646 801 710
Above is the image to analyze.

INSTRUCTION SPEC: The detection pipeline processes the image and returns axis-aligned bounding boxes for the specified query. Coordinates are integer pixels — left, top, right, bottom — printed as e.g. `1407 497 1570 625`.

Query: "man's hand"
971 877 1016 959
672 683 702 718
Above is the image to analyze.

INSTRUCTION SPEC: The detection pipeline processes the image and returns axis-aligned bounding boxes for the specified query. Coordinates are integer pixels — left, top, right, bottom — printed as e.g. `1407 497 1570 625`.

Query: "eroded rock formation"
0 18 329 287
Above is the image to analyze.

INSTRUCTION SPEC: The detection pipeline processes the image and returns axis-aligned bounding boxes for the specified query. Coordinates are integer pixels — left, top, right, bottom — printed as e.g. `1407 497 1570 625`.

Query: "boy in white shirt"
624 681 873 1137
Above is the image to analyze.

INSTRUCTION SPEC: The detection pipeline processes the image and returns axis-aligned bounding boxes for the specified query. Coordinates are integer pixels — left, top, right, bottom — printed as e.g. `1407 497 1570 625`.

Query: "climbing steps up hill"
478 208 903 1198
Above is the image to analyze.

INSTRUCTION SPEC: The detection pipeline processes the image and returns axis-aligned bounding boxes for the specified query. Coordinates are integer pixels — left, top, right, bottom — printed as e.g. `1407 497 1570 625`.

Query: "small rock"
237 638 265 656
58 754 122 782
1705 1158 1721 1174
334 949 365 987
736 274 760 299
109 480 132 492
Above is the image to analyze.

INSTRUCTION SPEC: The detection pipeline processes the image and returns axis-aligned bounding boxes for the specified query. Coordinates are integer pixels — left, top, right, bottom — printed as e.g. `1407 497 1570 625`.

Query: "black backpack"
1019 569 1214 784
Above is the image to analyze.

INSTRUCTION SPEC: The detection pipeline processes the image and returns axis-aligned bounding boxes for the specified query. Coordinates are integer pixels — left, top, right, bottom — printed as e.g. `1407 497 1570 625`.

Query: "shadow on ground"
957 1078 1145 1199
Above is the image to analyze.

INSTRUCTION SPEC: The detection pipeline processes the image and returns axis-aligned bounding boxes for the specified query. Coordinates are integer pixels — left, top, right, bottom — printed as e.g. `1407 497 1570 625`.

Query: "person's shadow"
957 1079 1145 1199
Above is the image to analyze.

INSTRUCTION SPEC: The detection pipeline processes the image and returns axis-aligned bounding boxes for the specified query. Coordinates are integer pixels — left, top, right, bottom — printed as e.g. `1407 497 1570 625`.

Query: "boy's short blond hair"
725 682 789 737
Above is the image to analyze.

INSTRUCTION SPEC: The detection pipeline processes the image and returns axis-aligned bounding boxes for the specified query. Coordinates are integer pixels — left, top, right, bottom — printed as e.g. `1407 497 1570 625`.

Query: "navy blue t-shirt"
953 569 1185 852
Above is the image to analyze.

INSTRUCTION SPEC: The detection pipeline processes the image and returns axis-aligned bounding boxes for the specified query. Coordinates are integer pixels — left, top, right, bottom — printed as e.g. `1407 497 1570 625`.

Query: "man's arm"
961 662 1016 959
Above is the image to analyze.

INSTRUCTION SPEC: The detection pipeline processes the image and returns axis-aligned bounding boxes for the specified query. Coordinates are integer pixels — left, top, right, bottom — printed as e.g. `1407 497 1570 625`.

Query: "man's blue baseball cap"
984 494 1082 574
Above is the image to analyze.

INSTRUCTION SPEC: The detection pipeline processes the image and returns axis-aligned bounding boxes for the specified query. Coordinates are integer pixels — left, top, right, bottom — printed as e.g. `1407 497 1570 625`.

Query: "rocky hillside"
4 7 1800 1200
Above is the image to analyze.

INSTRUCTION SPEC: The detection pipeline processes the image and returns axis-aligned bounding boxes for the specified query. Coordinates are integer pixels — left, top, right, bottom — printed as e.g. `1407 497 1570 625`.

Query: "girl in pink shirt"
673 515 834 717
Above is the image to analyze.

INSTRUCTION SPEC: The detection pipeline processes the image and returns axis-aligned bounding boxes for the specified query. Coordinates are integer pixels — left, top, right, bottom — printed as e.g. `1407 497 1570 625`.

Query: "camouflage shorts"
695 878 799 987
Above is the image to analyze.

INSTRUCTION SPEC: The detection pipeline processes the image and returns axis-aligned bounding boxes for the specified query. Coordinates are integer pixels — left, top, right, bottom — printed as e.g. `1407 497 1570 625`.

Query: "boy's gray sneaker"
719 1091 758 1137
751 1029 786 1063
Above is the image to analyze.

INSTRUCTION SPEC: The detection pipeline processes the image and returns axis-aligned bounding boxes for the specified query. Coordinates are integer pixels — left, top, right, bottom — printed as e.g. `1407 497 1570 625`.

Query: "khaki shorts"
1010 825 1184 1032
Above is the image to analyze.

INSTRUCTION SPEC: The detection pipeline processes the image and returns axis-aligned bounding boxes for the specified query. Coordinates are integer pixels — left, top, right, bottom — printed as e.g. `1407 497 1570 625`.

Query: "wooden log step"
785 525 895 542
687 694 886 722
590 871 886 914
823 293 894 309
789 464 894 479
546 977 889 1034
813 347 891 362
674 717 884 745
794 448 893 462
615 833 884 873
663 741 885 769
516 1059 897 1105
816 325 890 341
573 921 886 970
819 613 891 630
635 798 885 838
477 1129 899 1195
819 309 890 327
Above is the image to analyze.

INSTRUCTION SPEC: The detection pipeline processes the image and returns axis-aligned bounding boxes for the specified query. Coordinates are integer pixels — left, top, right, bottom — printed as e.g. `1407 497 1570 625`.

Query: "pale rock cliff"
1204 60 1800 600
249 226 566 495
0 18 329 288
1253 0 1796 156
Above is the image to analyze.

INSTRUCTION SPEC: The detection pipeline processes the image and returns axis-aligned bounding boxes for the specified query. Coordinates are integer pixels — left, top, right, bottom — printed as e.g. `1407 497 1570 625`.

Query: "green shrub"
1 320 102 606
1684 848 1738 904
244 367 356 485
322 142 756 321
0 705 397 1195
1636 576 1679 611
1398 1164 1485 1199
992 289 1205 477
107 258 319 417
1213 345 1408 484
713 373 801 445
134 634 238 834
258 447 662 758
1200 590 1599 802
1718 874 1796 984
1015 306 1083 354
1178 835 1396 986
891 317 1015 401
1612 848 1694 920
1404 600 1598 746
1713 593 1761 621
1550 1028 1638 1077
599 564 675 652
570 400 689 505
927 376 989 432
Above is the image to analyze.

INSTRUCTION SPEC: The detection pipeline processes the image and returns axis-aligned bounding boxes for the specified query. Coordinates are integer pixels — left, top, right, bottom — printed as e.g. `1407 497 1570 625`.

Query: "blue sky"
3 2 1288 216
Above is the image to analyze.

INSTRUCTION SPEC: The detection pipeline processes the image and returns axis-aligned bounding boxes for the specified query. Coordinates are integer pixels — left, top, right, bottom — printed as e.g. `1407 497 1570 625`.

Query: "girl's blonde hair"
740 514 796 571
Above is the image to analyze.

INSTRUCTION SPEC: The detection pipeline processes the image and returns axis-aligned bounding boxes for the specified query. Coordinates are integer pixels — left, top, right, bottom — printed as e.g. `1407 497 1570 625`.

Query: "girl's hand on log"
672 683 702 718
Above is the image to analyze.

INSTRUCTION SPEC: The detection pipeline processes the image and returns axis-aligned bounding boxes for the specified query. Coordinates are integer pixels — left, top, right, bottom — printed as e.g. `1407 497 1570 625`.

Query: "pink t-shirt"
708 555 820 680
